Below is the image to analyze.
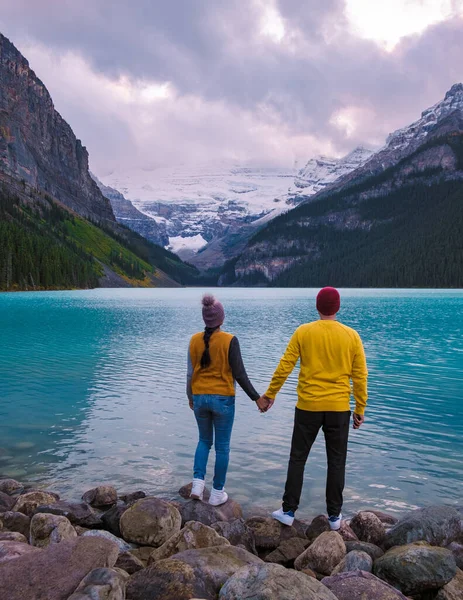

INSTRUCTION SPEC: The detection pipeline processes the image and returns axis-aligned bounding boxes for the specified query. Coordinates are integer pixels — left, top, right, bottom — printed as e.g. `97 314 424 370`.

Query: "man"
260 287 368 530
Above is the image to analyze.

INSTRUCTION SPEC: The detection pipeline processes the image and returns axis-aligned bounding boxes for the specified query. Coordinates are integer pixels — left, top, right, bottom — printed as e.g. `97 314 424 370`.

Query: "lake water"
1 288 462 519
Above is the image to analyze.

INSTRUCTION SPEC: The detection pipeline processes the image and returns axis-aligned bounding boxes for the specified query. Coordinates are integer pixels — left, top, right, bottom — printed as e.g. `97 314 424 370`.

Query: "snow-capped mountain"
98 148 372 260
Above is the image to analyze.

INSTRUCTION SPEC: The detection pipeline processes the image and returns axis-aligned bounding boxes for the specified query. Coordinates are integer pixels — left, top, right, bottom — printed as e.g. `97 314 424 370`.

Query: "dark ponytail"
201 326 219 368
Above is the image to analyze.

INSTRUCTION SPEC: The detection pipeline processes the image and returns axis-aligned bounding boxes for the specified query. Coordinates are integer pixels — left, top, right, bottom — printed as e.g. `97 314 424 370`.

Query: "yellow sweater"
265 320 368 414
189 330 235 396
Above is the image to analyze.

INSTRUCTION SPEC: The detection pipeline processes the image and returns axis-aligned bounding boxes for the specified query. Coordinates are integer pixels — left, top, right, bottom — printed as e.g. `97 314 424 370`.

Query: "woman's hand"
189 399 194 410
256 395 273 413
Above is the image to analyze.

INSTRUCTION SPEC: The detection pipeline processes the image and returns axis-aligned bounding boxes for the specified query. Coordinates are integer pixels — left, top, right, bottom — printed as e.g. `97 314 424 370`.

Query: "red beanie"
316 287 340 316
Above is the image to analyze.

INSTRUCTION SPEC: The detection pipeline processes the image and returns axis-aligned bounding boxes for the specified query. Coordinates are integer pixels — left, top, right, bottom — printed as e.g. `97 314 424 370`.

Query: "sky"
1 0 463 174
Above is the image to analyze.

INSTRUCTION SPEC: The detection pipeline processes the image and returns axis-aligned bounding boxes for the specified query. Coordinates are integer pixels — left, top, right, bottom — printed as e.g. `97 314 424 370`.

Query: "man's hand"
353 413 364 429
189 399 194 410
256 395 274 413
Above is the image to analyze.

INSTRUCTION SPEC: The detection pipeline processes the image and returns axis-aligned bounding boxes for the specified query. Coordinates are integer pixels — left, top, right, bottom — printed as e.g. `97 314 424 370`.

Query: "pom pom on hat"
202 294 225 328
202 294 216 307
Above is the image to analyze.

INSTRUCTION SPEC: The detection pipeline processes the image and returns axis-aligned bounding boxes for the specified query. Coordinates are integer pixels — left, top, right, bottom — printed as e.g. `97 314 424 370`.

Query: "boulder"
350 511 386 545
365 510 399 525
0 536 119 600
245 516 299 550
102 504 127 537
0 531 28 543
149 520 230 563
179 482 210 501
373 542 457 595
384 506 461 549
119 491 146 505
82 485 118 508
115 551 144 575
212 518 257 554
34 501 103 528
30 513 77 548
447 542 463 569
128 546 153 567
306 514 330 542
68 566 129 600
264 537 308 567
294 531 346 575
0 478 23 495
322 570 409 599
219 562 338 600
292 518 309 539
345 540 384 561
181 499 242 527
128 545 262 600
338 521 359 542
0 540 40 563
82 529 134 552
120 497 181 547
436 567 463 600
0 491 15 511
13 491 58 517
331 550 373 574
0 511 30 537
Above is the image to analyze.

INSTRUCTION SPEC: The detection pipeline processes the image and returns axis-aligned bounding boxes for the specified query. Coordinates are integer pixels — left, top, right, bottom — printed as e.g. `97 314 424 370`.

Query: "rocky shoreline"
0 478 462 600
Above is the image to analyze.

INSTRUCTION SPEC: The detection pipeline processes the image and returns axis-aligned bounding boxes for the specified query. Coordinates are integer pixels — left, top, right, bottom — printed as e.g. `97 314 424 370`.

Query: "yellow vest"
189 330 235 396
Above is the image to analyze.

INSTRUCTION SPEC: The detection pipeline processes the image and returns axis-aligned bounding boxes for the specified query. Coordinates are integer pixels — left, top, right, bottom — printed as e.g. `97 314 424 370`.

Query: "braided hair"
201 326 220 368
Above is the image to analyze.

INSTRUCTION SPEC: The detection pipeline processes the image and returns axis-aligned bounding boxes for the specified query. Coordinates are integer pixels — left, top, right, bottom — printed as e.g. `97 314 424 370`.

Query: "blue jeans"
193 394 235 491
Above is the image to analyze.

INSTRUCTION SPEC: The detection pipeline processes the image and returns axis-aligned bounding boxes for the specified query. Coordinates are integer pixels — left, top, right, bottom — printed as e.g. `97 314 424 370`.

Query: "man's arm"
352 335 368 417
264 329 301 401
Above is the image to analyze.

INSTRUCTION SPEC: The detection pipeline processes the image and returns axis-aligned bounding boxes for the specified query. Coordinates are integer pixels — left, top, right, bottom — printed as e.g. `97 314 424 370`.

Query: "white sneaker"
328 513 342 531
209 488 228 506
190 478 205 500
272 507 295 526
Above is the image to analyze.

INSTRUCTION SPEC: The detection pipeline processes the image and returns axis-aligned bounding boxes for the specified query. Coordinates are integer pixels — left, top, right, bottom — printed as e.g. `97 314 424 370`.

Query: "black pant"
282 408 351 516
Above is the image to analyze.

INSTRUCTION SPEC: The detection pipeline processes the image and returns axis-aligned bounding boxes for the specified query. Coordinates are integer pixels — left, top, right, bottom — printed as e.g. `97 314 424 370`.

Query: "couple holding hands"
186 288 368 529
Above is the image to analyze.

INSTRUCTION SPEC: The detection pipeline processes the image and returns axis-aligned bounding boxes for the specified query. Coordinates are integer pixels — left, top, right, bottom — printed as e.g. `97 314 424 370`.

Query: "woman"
187 294 266 506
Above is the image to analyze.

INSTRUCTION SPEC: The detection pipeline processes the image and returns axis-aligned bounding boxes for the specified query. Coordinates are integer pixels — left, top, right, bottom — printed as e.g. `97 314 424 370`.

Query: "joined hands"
256 394 274 413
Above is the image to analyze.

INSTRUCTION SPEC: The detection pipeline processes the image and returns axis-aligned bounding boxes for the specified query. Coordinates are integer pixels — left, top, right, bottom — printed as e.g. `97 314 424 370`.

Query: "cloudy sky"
1 0 463 174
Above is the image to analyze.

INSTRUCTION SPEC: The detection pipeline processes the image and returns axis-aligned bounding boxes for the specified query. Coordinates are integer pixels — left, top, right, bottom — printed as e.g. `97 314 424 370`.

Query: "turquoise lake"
1 288 462 519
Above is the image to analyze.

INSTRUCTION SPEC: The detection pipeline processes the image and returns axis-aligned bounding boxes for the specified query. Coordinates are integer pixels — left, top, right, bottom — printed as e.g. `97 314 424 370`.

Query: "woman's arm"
187 349 194 408
228 336 260 401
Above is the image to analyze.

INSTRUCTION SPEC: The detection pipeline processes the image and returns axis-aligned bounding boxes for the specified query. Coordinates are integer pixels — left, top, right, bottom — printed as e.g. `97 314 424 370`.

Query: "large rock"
149 520 230 563
294 531 346 575
212 518 257 554
127 545 262 600
350 511 386 545
119 491 146 505
68 567 129 600
245 516 299 550
115 551 144 575
82 529 134 552
306 514 330 542
30 513 77 548
373 542 457 595
345 540 384 561
436 567 463 600
365 510 399 525
264 537 308 567
447 542 463 569
181 499 242 527
219 562 338 600
0 536 119 600
0 478 23 495
102 504 127 537
331 550 373 574
13 491 58 517
384 506 461 549
34 501 103 528
179 482 210 501
0 531 28 543
82 486 118 508
0 491 15 511
120 497 181 547
322 570 409 599
0 511 30 537
0 540 40 563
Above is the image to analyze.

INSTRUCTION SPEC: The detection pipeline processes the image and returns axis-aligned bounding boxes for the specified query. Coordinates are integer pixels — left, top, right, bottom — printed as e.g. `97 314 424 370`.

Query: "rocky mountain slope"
223 85 463 288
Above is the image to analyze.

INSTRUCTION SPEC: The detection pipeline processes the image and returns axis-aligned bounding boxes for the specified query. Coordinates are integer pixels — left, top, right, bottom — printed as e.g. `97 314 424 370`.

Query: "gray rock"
322 570 409 599
0 491 15 511
0 531 28 543
115 551 144 575
436 567 463 600
102 503 127 537
294 531 346 575
0 536 119 600
338 521 359 542
34 501 103 528
181 498 242 527
119 491 146 505
149 520 230 563
365 510 399 525
264 537 308 567
68 567 129 600
82 529 134 552
30 513 77 548
219 562 338 600
120 497 182 547
13 491 59 517
0 511 30 537
345 540 384 561
0 540 41 563
447 542 463 569
331 550 373 574
245 516 299 550
82 485 118 508
384 506 461 549
350 511 386 545
306 514 330 542
211 518 257 554
0 478 23 495
373 542 457 595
